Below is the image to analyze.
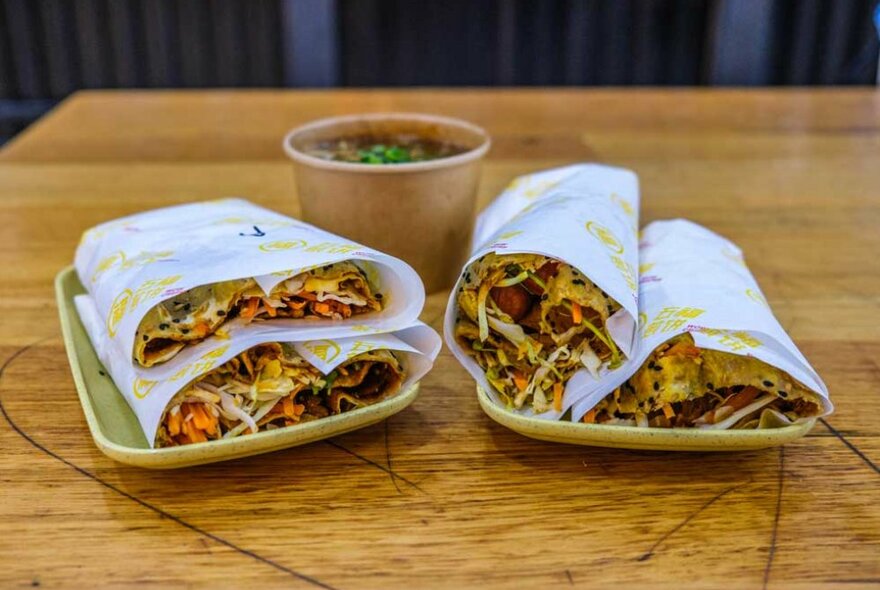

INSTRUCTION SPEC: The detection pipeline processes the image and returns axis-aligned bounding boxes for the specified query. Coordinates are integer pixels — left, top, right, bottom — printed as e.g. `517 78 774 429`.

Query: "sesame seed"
763 380 774 387
653 381 659 391
142 334 149 341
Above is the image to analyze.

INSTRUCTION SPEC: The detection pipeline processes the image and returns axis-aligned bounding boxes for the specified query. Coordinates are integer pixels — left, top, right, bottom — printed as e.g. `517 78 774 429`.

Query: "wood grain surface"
1 89 878 589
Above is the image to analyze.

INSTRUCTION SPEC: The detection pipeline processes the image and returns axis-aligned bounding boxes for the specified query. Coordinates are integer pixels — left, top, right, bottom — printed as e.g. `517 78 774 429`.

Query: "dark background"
1 0 878 144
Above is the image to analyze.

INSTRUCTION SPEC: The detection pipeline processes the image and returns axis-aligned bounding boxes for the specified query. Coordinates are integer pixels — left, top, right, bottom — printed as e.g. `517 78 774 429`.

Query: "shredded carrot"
662 403 675 419
286 299 307 310
262 298 277 317
724 386 760 411
282 396 295 418
241 297 259 320
553 382 564 412
295 291 318 301
571 301 583 325
582 409 597 424
293 404 305 417
241 351 254 378
167 409 182 435
193 321 212 337
513 371 528 392
313 302 332 315
188 427 207 443
189 404 212 430
181 419 207 442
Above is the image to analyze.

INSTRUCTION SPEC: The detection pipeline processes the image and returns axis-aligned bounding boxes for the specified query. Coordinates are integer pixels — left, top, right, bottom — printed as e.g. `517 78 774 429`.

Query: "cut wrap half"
135 261 382 367
454 253 624 413
583 333 823 429
155 342 404 447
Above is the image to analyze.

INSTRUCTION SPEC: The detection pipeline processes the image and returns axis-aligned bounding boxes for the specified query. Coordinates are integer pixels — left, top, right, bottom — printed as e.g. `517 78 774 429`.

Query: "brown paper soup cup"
283 113 490 293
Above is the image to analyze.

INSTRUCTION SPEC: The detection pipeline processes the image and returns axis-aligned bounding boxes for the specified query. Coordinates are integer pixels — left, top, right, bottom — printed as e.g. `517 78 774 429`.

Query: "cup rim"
282 112 491 174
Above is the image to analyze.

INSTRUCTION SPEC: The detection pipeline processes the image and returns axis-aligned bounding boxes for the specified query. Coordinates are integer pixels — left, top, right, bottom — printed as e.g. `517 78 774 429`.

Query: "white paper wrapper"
571 219 832 421
76 294 442 447
444 164 641 419
74 198 424 373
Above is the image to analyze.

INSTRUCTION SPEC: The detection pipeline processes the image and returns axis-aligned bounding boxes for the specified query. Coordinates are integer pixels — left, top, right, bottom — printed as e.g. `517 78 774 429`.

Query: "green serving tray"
56 266 420 469
477 387 815 451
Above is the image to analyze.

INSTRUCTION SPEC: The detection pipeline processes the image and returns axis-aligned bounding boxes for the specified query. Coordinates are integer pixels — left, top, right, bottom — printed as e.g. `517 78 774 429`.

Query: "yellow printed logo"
346 340 377 359
505 177 524 191
496 230 523 241
133 378 158 400
721 246 747 267
107 289 132 337
350 324 382 334
610 255 637 293
642 306 705 338
611 193 635 218
523 180 559 199
745 288 769 308
639 262 655 274
700 328 762 352
106 275 182 337
303 340 341 363
189 345 231 376
586 221 624 254
91 249 174 283
305 242 359 255
78 221 132 246
259 239 308 253
93 251 126 282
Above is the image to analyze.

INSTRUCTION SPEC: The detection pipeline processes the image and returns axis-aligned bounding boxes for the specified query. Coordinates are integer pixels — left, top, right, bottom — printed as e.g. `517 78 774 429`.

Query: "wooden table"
1 89 878 589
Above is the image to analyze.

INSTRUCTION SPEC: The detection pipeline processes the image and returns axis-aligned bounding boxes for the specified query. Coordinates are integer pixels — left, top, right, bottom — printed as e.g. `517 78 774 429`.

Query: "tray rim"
55 265 420 469
477 386 815 451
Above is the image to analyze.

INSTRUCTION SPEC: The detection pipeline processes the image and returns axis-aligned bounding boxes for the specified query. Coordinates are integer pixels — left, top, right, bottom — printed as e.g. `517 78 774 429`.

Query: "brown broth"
304 134 469 164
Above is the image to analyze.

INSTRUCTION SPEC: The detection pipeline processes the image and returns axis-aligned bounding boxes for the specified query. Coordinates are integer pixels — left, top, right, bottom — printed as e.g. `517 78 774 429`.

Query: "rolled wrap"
445 164 640 418
76 294 442 448
74 199 424 371
572 219 832 427
156 343 405 447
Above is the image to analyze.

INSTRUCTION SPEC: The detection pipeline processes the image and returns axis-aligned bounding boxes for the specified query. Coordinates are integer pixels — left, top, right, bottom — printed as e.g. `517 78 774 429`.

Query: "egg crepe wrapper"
76 294 442 448
571 219 832 425
444 164 640 419
75 198 424 371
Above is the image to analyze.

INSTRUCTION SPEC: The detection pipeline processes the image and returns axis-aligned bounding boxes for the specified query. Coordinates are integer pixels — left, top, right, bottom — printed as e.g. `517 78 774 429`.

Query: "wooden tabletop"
1 89 879 589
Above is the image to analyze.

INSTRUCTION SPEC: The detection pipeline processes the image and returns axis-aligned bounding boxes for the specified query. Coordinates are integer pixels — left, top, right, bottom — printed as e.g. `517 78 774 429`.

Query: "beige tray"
477 386 815 451
56 266 420 469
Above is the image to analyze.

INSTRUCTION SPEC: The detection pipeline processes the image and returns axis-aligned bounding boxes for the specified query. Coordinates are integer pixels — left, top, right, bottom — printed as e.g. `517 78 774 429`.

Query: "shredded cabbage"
477 280 491 341
579 344 601 378
220 390 258 435
487 316 537 357
698 395 776 430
